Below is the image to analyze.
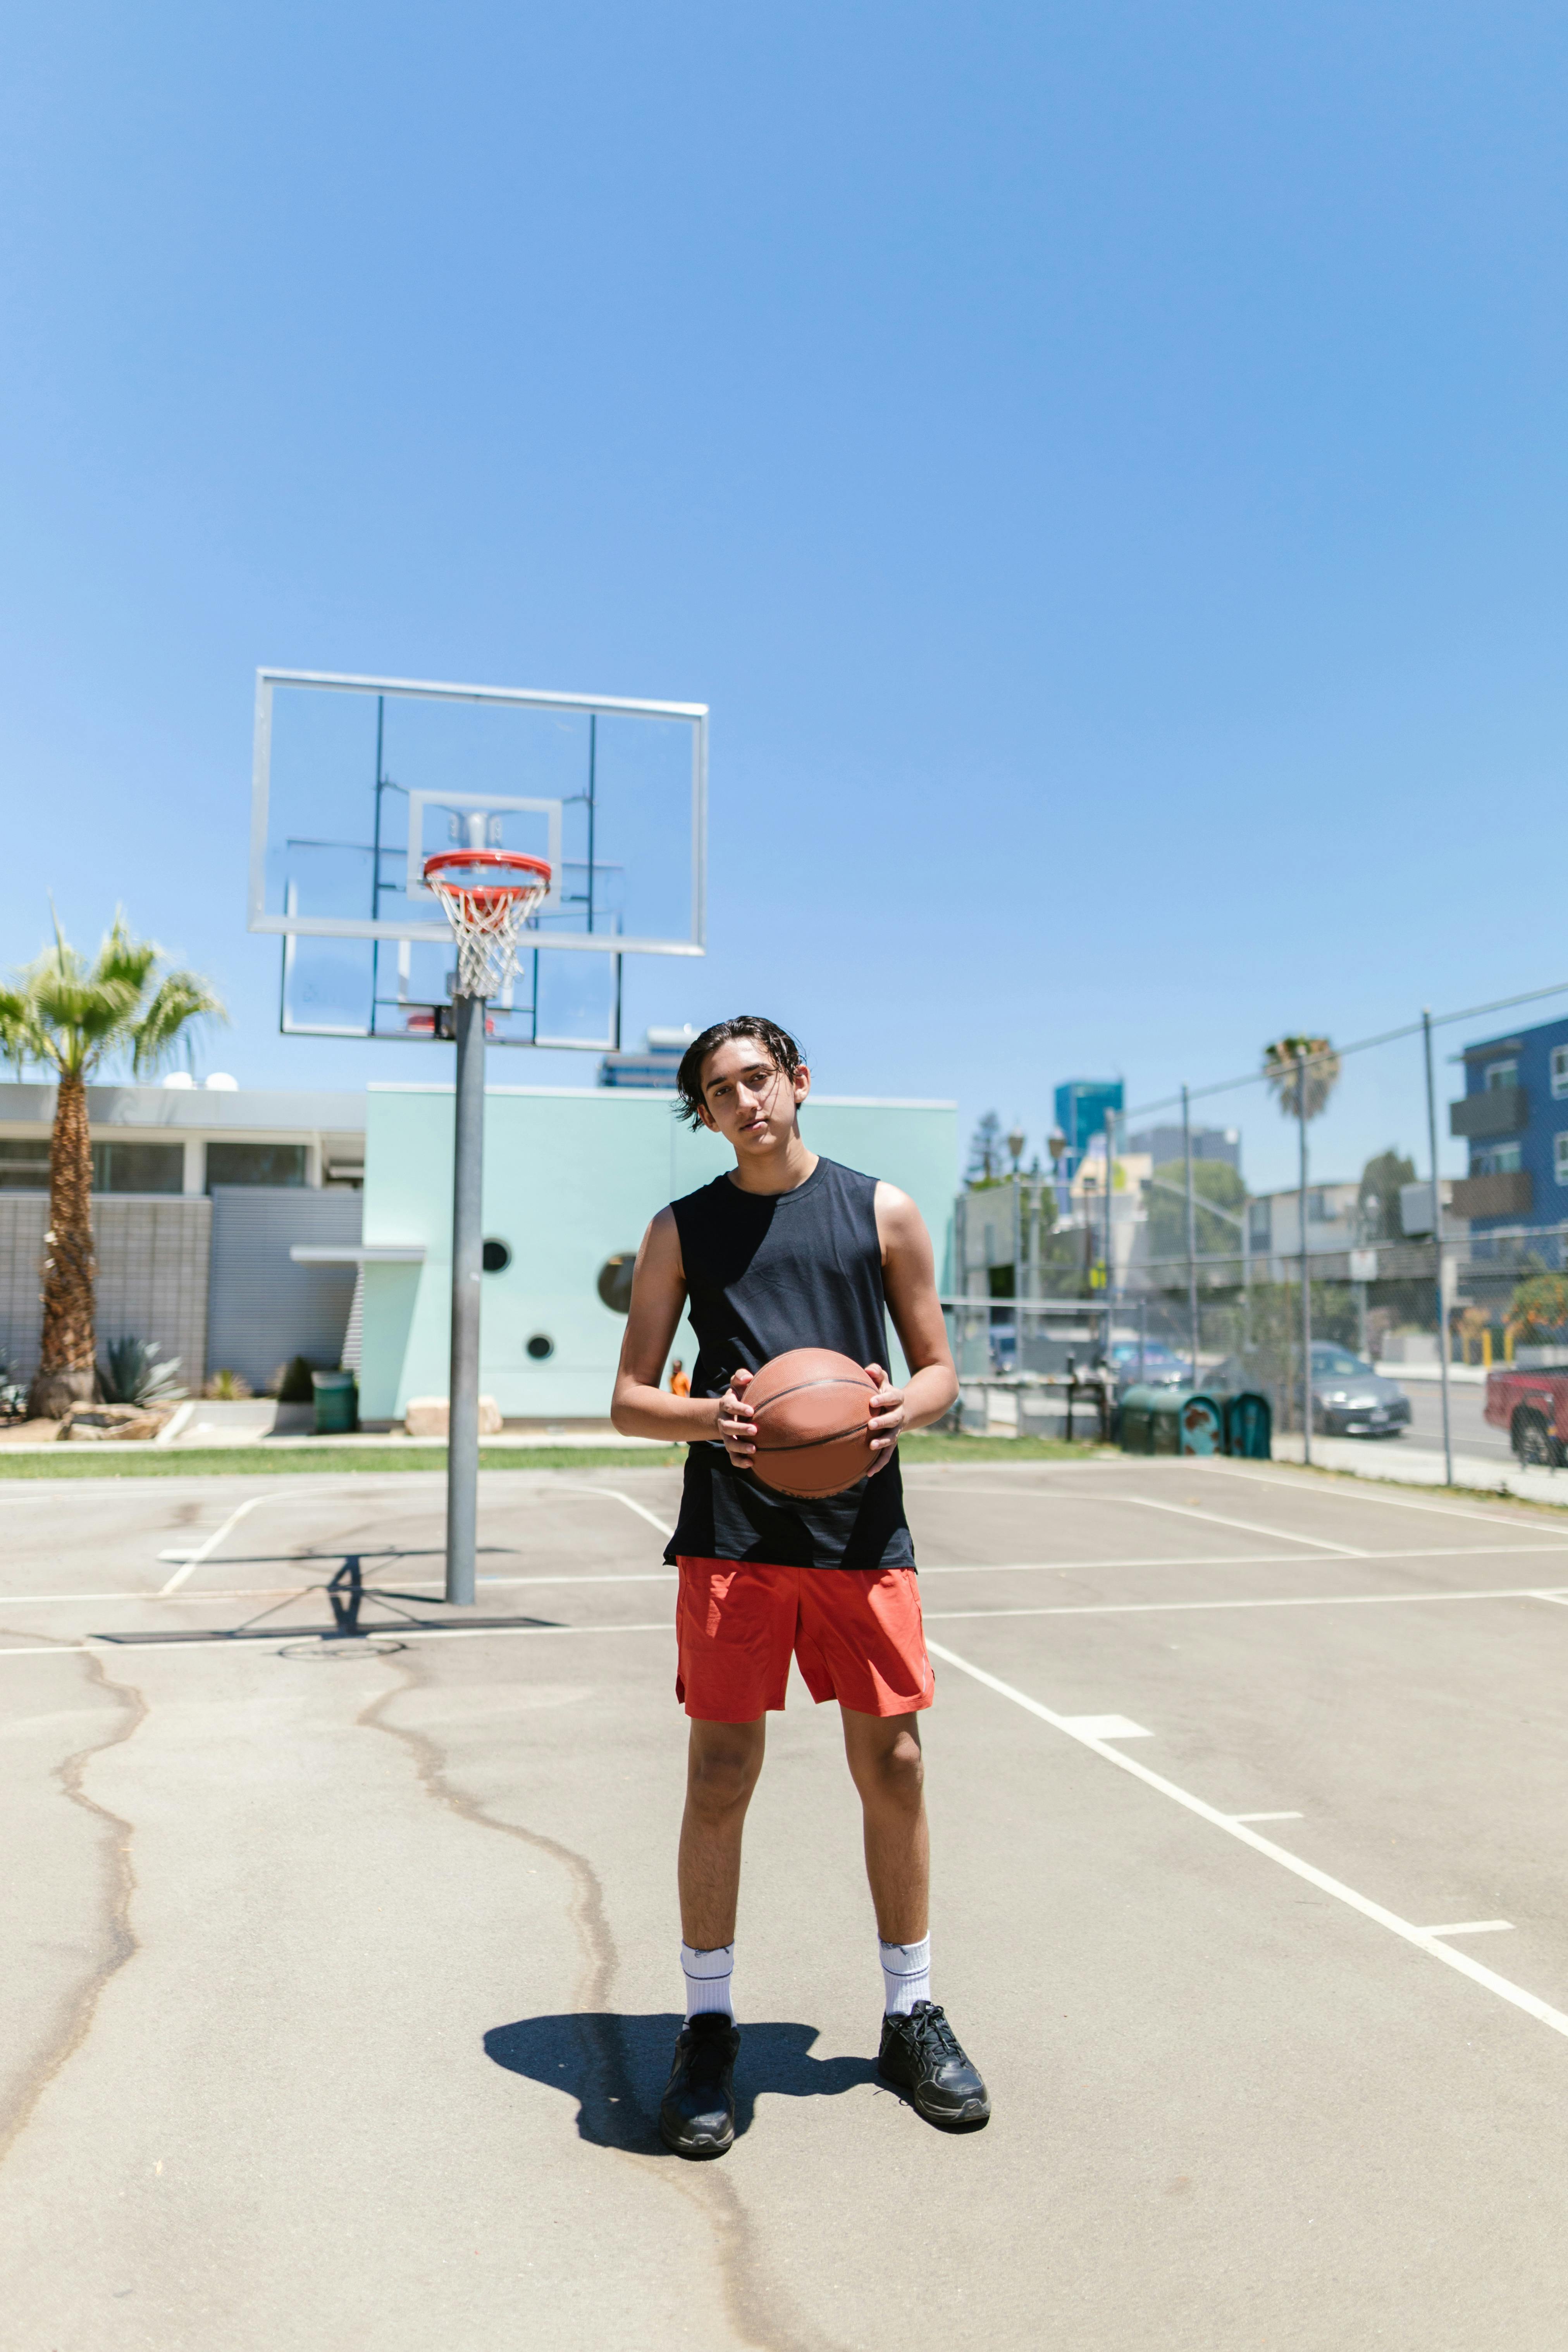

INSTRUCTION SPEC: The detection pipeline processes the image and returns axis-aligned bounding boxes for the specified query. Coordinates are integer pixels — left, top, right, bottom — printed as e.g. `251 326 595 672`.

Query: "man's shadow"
483 2011 876 2154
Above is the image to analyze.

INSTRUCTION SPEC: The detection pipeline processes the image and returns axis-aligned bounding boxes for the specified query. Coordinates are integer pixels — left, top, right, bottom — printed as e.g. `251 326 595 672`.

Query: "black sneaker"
878 2002 990 2128
659 2013 740 2158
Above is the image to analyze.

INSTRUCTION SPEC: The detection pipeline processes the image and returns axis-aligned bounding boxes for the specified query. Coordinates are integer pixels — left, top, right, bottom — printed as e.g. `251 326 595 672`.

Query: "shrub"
276 1355 317 1404
98 1337 187 1406
203 1369 253 1400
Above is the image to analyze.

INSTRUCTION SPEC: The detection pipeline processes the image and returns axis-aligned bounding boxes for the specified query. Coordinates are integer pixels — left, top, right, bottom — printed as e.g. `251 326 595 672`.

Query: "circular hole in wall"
596 1253 636 1314
482 1238 512 1274
526 1333 554 1361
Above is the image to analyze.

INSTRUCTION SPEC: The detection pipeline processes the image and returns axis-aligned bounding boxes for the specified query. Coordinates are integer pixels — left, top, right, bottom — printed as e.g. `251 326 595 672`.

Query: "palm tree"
1262 1034 1341 1123
0 915 224 1417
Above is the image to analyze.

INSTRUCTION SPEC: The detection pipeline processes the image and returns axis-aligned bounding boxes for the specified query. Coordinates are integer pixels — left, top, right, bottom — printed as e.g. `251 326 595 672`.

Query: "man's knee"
862 1727 925 1811
686 1733 762 1820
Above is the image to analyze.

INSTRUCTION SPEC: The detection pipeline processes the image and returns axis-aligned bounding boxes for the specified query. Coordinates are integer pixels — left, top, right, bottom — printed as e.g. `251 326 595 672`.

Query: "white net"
426 866 550 1000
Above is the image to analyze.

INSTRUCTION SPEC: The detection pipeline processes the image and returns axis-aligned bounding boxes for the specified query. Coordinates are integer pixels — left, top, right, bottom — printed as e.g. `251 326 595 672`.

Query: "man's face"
697 1037 810 1152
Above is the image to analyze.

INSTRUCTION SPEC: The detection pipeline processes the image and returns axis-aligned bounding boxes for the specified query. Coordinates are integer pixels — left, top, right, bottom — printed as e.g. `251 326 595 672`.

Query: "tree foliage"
1262 1035 1340 1123
1145 1158 1247 1268
1510 1273 1568 1339
966 1110 1003 1186
0 912 224 1081
1358 1148 1417 1243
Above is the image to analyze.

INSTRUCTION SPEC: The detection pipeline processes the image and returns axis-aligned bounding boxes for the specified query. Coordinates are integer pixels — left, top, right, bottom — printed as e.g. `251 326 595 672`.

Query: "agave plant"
98 1336 188 1406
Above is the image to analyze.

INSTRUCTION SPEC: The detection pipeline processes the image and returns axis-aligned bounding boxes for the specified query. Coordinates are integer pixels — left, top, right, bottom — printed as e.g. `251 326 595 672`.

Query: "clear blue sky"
4 1 1566 1194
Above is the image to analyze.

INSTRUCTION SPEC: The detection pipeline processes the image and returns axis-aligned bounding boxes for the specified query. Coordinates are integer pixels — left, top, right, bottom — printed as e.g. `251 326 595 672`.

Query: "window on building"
1308 1189 1335 1222
1474 1143 1523 1176
1553 1047 1568 1100
1556 1134 1568 1186
0 1140 50 1190
1484 1059 1519 1091
1248 1202 1270 1250
206 1143 307 1188
91 1142 184 1193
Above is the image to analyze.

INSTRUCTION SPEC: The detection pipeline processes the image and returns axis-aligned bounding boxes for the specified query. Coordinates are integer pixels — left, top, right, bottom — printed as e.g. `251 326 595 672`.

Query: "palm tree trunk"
30 1072 97 1417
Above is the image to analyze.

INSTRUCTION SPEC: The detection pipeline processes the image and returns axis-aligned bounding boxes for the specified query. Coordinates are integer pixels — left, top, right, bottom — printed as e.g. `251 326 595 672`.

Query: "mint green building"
357 1085 958 1422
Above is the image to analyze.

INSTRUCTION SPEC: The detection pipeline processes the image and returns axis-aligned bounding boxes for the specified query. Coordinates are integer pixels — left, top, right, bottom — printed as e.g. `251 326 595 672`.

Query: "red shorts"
675 1556 935 1723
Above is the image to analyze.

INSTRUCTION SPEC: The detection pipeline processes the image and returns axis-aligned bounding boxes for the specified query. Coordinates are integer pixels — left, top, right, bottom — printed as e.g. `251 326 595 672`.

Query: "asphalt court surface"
5 1458 1568 2348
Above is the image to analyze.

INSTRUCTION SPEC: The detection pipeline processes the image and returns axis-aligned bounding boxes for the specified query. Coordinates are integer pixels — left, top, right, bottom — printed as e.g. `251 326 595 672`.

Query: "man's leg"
840 1705 929 1943
678 1715 767 1949
842 1703 990 2127
661 1717 764 2160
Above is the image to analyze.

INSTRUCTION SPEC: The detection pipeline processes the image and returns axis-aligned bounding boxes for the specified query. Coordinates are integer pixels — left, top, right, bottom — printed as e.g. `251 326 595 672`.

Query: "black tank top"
664 1157 915 1571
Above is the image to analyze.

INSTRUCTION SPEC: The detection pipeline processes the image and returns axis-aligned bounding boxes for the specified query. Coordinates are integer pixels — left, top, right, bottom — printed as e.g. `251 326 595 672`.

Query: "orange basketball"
747 1348 878 1498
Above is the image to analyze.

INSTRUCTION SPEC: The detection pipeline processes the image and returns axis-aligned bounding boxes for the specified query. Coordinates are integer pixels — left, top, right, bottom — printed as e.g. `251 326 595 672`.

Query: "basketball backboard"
248 667 707 1048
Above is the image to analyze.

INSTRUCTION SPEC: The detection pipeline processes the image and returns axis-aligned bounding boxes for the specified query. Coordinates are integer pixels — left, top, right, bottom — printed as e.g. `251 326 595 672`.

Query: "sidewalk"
1272 1429 1568 1507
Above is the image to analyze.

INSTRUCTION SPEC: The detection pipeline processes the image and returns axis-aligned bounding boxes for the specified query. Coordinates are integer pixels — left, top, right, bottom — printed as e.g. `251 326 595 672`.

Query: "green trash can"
1118 1383 1163 1453
1222 1390 1272 1459
312 1369 358 1436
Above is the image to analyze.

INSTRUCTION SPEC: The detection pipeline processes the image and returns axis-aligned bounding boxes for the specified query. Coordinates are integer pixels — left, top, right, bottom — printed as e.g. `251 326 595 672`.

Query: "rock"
403 1395 503 1438
60 1402 174 1443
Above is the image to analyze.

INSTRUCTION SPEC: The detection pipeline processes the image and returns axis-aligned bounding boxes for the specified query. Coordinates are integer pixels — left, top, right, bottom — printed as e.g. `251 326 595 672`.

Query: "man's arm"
863 1182 959 1469
609 1209 759 1461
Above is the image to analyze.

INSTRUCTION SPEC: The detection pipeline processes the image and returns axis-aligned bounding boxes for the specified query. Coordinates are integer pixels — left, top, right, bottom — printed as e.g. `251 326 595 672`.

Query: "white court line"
551 1485 675 1539
158 1496 271 1594
1198 1462 1556 1534
1082 1491 1367 1556
1231 1811 1303 1823
1426 1921 1515 1937
5 1575 1568 1660
925 1638 1568 2045
923 1584 1568 1623
0 1621 678 1660
9 1578 1568 1631
10 1539 1568 1614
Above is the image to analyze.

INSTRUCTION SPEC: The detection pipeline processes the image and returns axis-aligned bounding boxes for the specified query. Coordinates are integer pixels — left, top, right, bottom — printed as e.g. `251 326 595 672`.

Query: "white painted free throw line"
926 1638 1568 2045
1424 1921 1515 1937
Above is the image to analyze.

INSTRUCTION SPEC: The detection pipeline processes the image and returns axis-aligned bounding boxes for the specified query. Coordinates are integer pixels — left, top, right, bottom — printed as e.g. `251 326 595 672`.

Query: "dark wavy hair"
675 1017 804 1131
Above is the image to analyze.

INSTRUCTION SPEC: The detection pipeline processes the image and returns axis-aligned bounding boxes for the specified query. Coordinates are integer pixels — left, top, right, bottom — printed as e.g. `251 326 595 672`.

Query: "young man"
611 1015 989 2157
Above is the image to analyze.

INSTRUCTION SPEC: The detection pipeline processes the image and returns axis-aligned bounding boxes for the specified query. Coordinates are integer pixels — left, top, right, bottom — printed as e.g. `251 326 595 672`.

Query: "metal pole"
446 992 486 1605
1182 1085 1200 1385
1422 1007 1454 1485
1103 1108 1116 1355
1297 1050 1312 1467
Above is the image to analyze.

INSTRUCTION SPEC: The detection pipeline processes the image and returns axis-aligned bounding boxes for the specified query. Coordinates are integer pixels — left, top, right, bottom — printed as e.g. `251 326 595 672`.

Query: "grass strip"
0 1432 1105 1480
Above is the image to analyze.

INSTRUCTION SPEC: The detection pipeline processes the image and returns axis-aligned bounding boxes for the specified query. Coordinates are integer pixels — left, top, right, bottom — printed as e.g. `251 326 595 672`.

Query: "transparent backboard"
249 668 707 1048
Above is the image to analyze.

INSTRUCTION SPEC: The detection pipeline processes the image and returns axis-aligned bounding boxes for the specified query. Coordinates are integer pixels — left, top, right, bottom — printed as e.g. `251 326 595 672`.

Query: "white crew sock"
879 1935 931 2016
681 1942 735 2021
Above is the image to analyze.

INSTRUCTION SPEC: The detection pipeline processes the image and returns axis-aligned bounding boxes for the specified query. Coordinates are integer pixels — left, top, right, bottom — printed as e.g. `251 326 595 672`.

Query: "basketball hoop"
422 850 551 1000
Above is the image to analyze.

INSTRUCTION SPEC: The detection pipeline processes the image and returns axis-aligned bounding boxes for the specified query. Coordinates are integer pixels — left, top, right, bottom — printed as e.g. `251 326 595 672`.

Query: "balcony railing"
1450 1170 1534 1220
1450 1086 1528 1139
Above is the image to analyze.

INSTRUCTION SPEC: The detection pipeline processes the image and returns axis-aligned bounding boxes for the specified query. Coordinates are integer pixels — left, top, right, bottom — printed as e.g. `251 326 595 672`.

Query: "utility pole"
1422 1007 1454 1486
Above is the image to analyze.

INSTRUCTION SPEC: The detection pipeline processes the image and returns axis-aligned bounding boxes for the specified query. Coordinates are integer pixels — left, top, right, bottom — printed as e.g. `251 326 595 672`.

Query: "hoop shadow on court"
483 2013 875 2153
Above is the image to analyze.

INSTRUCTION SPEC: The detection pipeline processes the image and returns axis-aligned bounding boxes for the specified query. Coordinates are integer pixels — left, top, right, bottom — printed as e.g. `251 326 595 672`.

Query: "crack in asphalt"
358 1653 842 2352
0 1644 148 2171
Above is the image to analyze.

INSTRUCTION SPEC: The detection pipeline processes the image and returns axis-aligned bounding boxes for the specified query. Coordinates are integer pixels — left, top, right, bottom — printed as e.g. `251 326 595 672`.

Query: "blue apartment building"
1450 1013 1568 1255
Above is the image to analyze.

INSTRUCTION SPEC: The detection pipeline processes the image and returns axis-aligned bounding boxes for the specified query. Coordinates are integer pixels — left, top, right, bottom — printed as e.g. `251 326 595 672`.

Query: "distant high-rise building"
597 1026 696 1090
1053 1080 1124 1166
1126 1123 1242 1175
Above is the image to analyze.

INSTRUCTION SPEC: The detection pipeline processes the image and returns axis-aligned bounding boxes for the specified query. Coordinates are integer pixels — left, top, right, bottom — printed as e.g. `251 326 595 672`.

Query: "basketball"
746 1348 878 1498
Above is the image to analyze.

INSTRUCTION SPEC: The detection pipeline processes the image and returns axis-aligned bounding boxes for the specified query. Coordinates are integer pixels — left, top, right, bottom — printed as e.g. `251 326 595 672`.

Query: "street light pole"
1182 1085 1200 1386
1297 1048 1312 1468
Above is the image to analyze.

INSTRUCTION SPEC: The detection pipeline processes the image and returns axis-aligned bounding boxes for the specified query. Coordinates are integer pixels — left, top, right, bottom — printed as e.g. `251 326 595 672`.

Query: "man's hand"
864 1363 906 1474
716 1367 758 1467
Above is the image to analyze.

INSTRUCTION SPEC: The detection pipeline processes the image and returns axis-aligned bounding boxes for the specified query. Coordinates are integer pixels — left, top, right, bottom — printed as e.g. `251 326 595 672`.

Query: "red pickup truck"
1485 1363 1568 1466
